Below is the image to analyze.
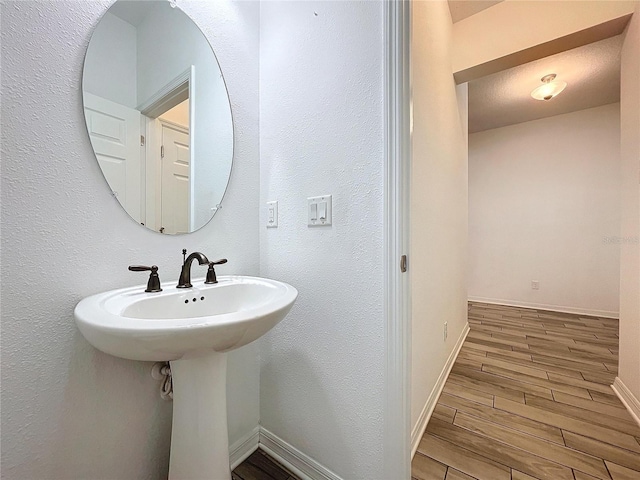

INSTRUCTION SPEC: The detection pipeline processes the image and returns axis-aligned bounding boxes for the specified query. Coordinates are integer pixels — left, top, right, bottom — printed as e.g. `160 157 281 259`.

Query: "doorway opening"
139 67 195 234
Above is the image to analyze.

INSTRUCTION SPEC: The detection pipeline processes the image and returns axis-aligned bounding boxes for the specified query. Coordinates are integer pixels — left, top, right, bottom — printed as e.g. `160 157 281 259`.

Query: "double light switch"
308 195 332 226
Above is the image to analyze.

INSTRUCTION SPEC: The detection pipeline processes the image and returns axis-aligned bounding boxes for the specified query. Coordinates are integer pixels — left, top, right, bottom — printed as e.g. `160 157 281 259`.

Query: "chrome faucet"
177 249 210 288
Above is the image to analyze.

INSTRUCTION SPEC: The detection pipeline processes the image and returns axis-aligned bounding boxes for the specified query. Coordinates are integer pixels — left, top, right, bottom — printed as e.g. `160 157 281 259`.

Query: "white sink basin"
74 275 297 361
74 274 297 480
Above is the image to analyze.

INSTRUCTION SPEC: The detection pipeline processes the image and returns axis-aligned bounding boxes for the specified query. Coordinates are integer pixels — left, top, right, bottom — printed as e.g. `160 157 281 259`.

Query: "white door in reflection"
160 122 190 235
84 93 141 222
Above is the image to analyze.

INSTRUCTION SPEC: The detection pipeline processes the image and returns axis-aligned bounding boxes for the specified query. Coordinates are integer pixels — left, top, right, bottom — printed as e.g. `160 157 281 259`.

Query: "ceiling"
108 1 155 27
468 34 623 133
448 0 504 23
109 0 621 135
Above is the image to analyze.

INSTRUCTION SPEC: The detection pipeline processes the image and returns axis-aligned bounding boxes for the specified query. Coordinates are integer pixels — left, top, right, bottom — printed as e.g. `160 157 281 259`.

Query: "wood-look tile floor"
413 302 640 480
232 449 300 480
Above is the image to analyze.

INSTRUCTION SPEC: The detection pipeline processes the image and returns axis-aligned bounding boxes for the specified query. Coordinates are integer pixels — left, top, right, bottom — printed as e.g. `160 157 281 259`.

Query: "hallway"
412 303 640 480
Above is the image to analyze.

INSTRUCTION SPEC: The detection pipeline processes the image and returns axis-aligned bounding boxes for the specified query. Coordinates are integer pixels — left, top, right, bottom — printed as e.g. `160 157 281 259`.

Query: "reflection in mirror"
83 0 233 234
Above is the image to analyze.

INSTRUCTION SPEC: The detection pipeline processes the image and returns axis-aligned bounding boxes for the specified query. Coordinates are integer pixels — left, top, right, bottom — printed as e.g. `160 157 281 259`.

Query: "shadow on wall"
260 348 354 477
51 330 172 479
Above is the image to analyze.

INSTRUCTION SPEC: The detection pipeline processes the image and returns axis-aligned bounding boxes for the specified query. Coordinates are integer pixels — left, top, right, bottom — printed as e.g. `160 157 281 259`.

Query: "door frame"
140 66 196 232
137 66 194 119
383 0 412 479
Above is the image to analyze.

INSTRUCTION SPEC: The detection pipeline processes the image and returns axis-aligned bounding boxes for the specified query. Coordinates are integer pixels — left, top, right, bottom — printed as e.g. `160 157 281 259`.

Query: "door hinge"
400 255 407 272
161 145 164 158
140 135 145 146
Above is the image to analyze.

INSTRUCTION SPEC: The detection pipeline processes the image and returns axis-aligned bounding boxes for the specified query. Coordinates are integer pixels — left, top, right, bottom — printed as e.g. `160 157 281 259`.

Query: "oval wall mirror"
82 0 233 234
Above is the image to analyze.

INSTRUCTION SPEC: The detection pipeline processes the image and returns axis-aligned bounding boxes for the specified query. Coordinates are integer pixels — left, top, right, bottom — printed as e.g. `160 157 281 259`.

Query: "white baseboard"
468 296 619 319
229 426 260 470
612 377 640 428
410 322 470 459
258 427 343 480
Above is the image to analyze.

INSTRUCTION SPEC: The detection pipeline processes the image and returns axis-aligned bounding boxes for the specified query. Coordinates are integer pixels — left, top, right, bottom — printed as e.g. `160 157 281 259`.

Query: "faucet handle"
128 265 156 272
205 259 227 284
128 265 163 293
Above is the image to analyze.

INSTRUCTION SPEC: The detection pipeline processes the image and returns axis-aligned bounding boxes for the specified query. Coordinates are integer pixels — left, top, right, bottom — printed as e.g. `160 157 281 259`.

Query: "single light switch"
267 201 278 228
308 195 332 226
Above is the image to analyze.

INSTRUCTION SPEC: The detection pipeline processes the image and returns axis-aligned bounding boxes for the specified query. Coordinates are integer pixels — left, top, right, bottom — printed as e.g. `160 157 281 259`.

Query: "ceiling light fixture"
531 74 567 101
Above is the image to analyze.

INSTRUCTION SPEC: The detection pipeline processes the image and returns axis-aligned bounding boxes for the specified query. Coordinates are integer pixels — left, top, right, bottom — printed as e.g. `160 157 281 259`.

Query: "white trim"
139 115 147 226
137 67 191 117
159 118 189 135
187 65 196 232
259 427 342 480
612 377 640 428
468 296 619 319
383 0 412 479
229 426 260 470
144 116 162 232
410 323 470 458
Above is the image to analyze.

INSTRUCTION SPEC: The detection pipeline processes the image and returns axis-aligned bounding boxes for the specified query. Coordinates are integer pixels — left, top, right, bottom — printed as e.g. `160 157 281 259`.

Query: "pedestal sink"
74 275 297 480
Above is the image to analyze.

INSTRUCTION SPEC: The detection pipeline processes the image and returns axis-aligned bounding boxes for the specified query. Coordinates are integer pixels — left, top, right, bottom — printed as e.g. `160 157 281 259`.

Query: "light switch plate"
267 201 278 228
308 195 332 226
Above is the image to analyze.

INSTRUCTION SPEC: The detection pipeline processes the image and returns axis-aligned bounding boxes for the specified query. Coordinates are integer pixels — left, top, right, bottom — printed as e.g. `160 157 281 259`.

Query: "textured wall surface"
619 2 640 401
469 104 622 317
410 0 470 431
0 1 260 478
259 1 386 478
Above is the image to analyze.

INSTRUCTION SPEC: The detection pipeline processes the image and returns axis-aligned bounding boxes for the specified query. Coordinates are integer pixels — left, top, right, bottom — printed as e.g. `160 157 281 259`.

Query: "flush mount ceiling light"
531 74 567 101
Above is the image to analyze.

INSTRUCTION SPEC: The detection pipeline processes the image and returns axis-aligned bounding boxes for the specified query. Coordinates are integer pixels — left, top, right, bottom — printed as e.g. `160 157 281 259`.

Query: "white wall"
83 12 137 108
136 3 234 231
0 1 260 478
258 1 385 478
410 0 470 436
468 104 621 317
619 3 640 402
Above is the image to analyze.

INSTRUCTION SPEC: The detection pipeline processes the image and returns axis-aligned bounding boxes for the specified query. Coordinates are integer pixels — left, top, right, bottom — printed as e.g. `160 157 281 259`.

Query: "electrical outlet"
444 321 448 341
531 280 540 290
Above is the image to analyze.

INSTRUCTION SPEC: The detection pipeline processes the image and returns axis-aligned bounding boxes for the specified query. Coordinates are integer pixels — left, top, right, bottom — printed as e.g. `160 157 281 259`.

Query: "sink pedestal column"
169 351 231 480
